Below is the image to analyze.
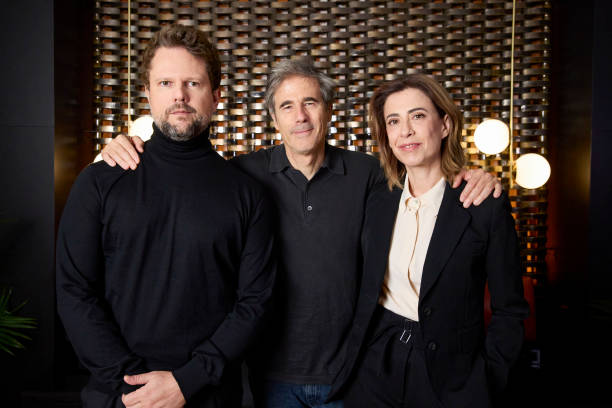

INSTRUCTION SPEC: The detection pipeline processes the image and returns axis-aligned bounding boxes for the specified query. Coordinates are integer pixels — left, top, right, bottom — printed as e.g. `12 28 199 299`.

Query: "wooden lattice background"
94 0 550 278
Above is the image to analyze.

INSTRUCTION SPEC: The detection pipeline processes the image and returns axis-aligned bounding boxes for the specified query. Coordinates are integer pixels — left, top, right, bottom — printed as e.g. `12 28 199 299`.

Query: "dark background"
0 0 610 407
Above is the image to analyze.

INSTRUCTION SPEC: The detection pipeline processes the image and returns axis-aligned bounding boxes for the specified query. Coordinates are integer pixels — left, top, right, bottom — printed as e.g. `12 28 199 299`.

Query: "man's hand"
121 371 186 408
452 168 502 208
101 134 145 170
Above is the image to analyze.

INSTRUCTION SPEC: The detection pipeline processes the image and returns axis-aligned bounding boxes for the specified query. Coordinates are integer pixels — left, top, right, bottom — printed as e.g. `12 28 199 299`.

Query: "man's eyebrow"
279 96 319 108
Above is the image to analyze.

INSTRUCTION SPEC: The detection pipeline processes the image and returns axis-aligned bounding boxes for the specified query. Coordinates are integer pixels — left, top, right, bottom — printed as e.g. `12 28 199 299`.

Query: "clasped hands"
121 371 185 408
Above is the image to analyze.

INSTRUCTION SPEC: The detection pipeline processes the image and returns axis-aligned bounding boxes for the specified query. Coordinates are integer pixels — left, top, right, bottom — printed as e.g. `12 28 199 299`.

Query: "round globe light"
515 153 551 189
129 115 154 141
474 119 509 155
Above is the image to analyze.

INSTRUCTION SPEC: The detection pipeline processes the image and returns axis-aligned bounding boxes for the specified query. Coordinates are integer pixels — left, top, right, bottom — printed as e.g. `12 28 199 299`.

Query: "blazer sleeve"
483 193 530 392
172 190 277 401
56 166 147 395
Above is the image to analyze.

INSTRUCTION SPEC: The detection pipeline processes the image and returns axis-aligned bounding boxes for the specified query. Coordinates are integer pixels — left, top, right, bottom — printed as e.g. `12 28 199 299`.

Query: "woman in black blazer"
330 74 529 407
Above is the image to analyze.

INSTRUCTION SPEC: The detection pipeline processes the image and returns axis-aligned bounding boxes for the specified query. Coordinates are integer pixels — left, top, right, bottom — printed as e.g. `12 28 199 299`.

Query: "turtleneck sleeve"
56 125 276 402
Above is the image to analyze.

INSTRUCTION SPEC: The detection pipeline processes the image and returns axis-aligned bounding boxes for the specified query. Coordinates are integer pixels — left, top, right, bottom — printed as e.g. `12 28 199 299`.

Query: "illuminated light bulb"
473 119 509 155
515 153 551 189
129 115 154 141
92 116 155 164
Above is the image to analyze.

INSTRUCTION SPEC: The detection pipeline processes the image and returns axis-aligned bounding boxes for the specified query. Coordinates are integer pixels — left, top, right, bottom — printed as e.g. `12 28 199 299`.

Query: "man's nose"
296 105 308 122
174 85 187 102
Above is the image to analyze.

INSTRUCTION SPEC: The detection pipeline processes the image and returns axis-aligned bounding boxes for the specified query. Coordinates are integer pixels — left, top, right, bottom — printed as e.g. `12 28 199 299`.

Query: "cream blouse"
379 177 446 321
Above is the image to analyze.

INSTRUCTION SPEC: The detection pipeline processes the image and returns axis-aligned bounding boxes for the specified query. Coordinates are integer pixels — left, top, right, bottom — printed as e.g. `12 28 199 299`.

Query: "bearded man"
56 24 276 408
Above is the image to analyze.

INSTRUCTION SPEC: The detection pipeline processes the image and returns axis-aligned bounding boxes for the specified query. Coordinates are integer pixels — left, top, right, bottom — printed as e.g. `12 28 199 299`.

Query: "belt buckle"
400 327 412 344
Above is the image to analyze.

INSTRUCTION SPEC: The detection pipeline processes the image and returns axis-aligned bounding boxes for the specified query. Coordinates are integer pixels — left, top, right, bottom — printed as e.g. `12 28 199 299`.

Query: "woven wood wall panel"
93 0 551 277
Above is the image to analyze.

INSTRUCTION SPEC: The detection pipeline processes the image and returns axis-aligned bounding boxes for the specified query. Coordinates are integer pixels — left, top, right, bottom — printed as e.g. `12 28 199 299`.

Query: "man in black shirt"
101 58 501 407
56 24 276 408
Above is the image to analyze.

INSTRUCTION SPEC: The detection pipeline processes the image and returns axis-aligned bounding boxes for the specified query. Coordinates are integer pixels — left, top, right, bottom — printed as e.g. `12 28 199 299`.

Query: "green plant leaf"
0 287 36 355
0 342 15 356
0 331 25 348
0 327 32 340
0 319 37 329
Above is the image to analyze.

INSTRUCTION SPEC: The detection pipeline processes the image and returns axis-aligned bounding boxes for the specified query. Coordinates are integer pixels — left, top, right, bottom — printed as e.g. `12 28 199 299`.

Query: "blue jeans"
253 380 344 408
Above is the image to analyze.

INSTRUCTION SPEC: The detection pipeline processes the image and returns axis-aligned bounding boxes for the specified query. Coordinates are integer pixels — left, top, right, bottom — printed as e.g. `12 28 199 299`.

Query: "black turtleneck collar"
147 122 214 160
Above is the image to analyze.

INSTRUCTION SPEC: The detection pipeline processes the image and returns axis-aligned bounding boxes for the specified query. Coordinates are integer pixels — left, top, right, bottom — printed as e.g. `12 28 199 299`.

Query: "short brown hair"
369 74 466 190
140 24 221 90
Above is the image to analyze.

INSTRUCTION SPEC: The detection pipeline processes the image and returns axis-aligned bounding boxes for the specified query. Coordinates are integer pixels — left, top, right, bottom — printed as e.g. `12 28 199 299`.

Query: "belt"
367 305 424 376
374 305 421 346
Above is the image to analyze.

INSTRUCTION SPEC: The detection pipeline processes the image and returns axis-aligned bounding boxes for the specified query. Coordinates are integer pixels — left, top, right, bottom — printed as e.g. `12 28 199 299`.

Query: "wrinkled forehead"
276 75 323 101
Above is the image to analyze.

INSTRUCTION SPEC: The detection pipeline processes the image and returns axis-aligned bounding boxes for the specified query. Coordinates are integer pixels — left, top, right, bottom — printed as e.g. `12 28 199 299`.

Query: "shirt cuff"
172 341 226 401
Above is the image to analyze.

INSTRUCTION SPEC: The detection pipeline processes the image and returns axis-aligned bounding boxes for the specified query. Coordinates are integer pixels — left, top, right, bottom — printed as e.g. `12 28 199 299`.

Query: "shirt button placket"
304 185 313 216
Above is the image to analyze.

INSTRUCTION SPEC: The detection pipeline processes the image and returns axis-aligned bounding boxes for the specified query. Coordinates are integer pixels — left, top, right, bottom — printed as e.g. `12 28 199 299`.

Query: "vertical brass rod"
127 1 132 132
509 0 516 188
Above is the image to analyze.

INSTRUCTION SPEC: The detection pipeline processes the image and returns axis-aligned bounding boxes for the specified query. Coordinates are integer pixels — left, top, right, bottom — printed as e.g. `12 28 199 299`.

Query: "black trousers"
344 306 443 408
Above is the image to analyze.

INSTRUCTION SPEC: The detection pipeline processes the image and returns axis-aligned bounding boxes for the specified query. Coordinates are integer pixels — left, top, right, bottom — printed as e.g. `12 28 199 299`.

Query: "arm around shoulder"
101 134 144 170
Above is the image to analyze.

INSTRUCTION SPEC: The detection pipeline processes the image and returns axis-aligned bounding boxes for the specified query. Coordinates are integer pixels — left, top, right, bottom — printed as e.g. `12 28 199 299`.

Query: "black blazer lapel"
363 186 403 303
330 185 402 399
419 183 471 301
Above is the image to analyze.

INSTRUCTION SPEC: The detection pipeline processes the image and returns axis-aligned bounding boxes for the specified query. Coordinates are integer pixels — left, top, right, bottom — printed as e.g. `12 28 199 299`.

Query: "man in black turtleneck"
56 25 276 408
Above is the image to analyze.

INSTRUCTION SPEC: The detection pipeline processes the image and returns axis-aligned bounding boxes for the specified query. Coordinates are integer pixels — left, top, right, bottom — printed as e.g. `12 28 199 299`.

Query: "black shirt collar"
269 144 291 173
268 143 345 176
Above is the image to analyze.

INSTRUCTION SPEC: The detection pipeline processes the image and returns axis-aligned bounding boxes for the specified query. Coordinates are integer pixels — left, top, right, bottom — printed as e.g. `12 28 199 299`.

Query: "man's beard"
156 103 211 142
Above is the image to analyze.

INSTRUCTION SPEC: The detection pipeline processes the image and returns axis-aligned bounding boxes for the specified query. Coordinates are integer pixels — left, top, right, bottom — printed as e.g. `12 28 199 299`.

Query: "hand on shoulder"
101 134 145 170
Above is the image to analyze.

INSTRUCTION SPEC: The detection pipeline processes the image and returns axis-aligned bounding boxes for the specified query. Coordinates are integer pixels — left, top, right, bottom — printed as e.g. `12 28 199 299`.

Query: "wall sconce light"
474 119 509 155
473 117 550 189
128 115 154 141
515 153 551 189
473 0 550 190
92 115 154 163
